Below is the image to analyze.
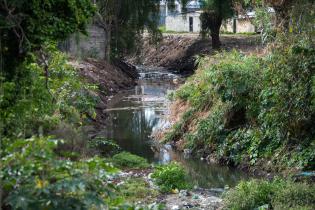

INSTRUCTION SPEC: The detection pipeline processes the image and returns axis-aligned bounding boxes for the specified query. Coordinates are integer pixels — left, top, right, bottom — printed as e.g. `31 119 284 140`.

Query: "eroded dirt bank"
70 58 138 127
128 34 261 73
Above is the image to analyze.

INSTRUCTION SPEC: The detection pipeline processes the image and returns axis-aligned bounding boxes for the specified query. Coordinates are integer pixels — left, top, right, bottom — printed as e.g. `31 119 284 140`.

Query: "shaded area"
128 34 261 73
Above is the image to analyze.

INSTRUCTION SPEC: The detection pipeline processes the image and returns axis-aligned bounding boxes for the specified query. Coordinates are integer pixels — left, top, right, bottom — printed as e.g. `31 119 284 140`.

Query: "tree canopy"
199 0 234 49
0 0 95 78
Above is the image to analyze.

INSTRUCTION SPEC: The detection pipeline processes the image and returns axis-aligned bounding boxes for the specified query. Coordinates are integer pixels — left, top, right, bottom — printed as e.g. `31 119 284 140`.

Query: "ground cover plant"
151 162 190 193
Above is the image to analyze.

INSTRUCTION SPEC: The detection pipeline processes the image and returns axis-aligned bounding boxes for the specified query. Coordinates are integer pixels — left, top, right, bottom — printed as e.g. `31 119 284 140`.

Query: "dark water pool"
101 66 249 188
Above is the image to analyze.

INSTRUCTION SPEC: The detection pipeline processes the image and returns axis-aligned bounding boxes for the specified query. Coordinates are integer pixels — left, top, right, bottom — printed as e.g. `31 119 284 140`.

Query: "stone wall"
60 24 106 59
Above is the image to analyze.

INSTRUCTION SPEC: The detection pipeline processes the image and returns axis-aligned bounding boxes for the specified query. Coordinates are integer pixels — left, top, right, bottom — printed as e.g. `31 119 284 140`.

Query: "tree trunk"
210 16 223 50
211 25 221 49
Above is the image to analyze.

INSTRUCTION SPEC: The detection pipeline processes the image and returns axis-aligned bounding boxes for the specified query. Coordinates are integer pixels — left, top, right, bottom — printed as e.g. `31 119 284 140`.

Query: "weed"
112 152 150 169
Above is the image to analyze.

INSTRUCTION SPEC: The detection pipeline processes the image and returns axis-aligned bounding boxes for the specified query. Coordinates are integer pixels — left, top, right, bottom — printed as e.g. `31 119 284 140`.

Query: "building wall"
60 24 106 59
222 18 256 33
165 13 201 32
166 13 256 34
236 19 256 33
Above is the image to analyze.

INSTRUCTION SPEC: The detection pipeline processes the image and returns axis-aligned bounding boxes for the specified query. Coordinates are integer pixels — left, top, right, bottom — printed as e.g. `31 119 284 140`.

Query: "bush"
112 152 150 169
164 40 315 170
223 179 315 210
88 137 121 156
151 162 189 193
273 182 315 210
1 137 118 210
223 180 279 210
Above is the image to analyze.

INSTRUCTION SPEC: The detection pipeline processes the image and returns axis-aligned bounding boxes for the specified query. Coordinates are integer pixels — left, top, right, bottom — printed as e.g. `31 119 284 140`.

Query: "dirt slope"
70 58 138 126
128 34 261 73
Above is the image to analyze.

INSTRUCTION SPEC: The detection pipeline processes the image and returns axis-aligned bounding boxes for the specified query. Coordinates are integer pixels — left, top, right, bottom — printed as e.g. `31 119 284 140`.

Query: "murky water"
102 66 249 188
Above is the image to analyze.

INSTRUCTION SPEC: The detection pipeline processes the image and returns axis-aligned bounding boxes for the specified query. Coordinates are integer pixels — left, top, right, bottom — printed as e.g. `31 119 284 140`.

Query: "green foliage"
1 137 118 210
151 162 189 193
273 182 315 210
88 137 121 156
0 45 97 138
117 178 159 204
165 24 315 169
0 0 95 78
96 0 163 59
223 179 280 210
252 6 276 44
111 152 150 169
223 179 315 210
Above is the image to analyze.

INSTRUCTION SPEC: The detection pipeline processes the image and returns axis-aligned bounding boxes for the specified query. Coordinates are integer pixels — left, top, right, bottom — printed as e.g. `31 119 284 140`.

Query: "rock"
179 190 190 197
171 205 180 210
192 194 199 200
171 189 179 194
206 154 217 164
183 149 192 158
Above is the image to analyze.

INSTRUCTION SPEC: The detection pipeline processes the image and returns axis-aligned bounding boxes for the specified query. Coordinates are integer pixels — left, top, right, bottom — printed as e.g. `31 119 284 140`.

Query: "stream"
101 66 249 189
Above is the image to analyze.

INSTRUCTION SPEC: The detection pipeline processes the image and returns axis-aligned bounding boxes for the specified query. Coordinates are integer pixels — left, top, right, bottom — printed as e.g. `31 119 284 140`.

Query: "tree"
199 0 234 49
95 0 192 62
0 0 95 79
96 0 162 62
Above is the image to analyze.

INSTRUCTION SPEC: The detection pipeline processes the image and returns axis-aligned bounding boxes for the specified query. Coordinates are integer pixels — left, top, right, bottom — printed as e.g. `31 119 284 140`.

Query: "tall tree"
96 0 191 62
96 0 162 62
199 0 234 49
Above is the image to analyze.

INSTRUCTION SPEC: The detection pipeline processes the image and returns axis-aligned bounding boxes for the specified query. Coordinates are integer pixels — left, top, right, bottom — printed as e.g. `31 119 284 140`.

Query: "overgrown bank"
162 38 315 174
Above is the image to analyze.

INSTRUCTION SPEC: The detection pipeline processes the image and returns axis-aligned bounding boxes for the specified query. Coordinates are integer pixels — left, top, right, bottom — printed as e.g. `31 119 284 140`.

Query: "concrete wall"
60 24 106 59
166 13 256 33
222 18 256 33
165 12 201 32
236 19 256 33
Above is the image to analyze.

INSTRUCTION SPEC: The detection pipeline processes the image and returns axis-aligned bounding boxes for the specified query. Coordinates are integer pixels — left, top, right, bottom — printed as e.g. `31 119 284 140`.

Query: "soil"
70 58 138 127
128 34 262 73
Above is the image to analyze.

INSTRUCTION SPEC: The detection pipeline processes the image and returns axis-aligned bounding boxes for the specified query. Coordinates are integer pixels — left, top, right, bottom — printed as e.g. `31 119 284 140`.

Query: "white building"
164 1 265 33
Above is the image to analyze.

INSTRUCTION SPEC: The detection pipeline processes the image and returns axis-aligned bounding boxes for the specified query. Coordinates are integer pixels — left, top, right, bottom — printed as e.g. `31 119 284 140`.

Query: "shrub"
223 180 279 210
112 152 150 169
273 182 315 210
88 137 121 156
223 179 315 210
151 162 189 193
164 39 315 170
1 137 118 210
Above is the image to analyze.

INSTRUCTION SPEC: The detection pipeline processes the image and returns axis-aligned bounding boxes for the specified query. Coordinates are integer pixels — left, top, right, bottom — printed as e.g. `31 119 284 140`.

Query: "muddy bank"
128 34 261 73
70 58 138 127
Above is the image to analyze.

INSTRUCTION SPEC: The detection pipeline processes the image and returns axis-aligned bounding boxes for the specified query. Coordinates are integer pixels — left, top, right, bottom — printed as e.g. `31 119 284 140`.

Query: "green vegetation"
152 162 190 193
1 137 118 209
88 137 121 156
165 40 315 170
117 178 159 204
200 0 234 49
164 0 315 171
112 152 150 169
223 179 315 210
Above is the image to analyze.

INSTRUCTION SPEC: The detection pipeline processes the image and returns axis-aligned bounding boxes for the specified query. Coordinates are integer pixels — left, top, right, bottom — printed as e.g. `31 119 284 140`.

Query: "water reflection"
101 67 249 188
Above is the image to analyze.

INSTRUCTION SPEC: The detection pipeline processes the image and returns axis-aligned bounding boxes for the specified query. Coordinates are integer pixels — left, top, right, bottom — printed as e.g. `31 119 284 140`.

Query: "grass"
111 152 150 169
223 179 315 210
118 178 159 204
